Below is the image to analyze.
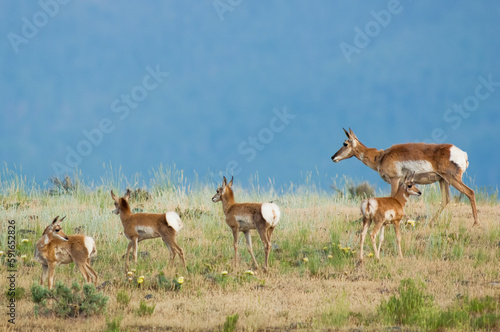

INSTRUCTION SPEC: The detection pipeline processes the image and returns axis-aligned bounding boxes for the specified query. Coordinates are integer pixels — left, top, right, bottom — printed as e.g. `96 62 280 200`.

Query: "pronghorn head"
43 216 69 241
400 172 422 197
331 128 359 163
111 189 131 215
212 176 233 203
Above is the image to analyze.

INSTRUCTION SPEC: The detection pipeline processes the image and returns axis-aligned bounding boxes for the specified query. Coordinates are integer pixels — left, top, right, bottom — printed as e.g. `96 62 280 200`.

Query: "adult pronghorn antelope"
360 172 421 260
331 128 478 226
35 216 98 290
111 189 186 271
212 176 280 271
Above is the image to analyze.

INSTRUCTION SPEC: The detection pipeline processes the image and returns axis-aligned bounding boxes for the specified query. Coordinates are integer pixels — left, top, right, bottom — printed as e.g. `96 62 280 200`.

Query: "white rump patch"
384 209 395 221
84 236 96 257
395 160 434 176
449 145 468 171
361 198 378 217
360 200 368 216
261 203 281 227
166 211 183 232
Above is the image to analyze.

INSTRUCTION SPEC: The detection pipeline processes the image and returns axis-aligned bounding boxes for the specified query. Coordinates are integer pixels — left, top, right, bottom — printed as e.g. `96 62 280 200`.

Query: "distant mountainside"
1 1 499 191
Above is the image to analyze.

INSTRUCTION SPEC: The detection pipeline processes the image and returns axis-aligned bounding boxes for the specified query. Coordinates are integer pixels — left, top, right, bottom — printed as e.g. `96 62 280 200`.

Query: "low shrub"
31 282 108 318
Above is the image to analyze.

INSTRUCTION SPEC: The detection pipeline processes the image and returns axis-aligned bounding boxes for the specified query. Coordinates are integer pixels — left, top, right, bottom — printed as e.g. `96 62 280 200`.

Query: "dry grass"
0 185 499 331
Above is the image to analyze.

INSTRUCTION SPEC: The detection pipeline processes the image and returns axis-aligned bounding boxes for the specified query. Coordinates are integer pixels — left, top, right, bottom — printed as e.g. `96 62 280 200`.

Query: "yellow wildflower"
177 277 184 284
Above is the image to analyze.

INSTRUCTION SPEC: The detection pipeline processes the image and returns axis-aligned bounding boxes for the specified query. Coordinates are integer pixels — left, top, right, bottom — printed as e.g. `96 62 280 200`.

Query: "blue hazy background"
1 1 499 192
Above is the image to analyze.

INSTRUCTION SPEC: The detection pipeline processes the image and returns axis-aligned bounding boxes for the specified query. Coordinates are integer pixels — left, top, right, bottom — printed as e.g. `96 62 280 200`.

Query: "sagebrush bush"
5 286 25 301
347 181 375 198
31 281 108 318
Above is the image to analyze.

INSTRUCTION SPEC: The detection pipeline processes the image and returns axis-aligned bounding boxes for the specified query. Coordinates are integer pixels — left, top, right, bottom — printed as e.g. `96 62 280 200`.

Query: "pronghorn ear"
403 171 412 183
348 128 358 140
398 174 406 186
59 216 66 223
111 190 117 201
51 216 59 225
343 128 350 139
124 189 131 200
222 176 227 186
409 171 416 182
228 176 233 187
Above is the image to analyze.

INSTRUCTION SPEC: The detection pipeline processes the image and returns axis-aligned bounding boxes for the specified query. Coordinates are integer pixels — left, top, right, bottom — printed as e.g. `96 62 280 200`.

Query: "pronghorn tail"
261 203 281 227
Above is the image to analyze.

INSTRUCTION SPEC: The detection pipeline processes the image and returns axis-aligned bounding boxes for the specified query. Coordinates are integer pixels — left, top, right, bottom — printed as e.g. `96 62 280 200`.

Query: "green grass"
377 278 436 326
104 315 123 332
376 279 500 330
223 313 239 332
1 164 499 330
116 289 130 307
136 300 155 316
315 292 351 328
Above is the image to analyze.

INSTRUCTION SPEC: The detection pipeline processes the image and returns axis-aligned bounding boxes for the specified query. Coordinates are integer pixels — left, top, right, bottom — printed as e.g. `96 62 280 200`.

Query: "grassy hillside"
0 167 499 331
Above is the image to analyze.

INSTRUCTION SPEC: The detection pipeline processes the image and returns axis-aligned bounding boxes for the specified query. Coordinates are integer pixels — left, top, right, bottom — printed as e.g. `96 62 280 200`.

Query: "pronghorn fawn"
332 128 478 226
360 172 421 261
111 189 186 272
34 216 98 290
212 176 280 272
